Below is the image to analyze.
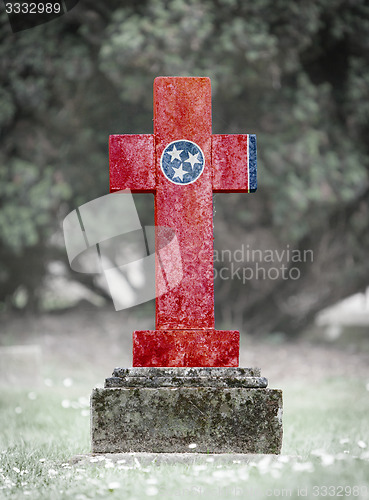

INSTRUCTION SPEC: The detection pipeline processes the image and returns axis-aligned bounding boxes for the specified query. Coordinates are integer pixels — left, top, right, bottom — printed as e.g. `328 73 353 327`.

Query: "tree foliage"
0 0 369 333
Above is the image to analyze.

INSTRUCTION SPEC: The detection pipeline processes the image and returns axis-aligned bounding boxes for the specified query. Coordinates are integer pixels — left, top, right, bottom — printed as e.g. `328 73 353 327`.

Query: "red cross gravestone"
110 77 257 367
90 77 283 455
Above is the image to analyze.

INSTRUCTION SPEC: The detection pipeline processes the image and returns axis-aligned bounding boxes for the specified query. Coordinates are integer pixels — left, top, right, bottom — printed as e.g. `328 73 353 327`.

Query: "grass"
0 377 369 499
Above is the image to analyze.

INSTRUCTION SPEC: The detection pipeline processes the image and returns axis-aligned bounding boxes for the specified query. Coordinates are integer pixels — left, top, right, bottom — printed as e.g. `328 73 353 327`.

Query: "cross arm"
109 134 156 193
212 134 257 193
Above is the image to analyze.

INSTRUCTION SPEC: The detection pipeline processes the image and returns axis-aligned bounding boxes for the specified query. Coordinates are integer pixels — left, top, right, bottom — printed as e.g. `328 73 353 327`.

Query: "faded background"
1 6 369 498
1 0 369 377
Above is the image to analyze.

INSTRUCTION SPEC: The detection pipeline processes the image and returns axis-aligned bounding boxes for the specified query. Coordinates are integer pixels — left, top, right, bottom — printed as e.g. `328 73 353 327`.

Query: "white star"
172 163 186 182
184 151 201 169
167 145 183 162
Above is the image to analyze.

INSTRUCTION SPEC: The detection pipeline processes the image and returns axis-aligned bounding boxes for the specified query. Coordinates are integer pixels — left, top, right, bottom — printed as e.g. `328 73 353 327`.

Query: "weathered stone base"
91 368 283 454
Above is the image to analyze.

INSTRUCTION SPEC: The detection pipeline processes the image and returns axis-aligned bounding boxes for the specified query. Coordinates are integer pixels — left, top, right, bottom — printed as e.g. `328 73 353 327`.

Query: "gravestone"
91 77 283 453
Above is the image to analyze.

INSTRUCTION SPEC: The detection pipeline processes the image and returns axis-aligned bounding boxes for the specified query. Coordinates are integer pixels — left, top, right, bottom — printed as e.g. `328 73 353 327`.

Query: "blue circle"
160 140 205 185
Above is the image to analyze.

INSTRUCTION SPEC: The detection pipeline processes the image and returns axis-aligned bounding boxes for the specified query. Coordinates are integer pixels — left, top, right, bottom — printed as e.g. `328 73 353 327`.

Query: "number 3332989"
5 3 62 14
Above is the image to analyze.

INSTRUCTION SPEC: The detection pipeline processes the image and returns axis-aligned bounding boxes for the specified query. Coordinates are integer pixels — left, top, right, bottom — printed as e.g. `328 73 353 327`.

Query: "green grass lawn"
1 377 369 499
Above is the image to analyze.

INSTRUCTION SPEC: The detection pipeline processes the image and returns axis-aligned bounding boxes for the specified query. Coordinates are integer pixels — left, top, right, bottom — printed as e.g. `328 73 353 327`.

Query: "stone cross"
109 77 257 367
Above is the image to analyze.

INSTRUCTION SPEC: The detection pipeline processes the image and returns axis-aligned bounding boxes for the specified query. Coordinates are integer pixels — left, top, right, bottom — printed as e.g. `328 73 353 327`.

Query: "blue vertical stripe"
248 134 257 193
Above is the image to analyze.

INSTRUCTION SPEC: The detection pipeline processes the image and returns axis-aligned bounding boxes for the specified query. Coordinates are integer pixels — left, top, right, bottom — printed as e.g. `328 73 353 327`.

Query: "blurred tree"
0 0 368 334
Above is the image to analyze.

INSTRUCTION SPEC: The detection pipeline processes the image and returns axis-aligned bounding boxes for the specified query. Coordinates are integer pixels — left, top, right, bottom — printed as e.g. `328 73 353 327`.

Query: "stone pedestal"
91 368 283 454
133 330 240 367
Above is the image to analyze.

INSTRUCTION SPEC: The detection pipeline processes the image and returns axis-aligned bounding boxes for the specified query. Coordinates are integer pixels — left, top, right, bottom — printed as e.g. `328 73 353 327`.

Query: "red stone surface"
133 330 239 367
154 77 214 329
156 228 183 293
109 77 256 367
212 134 249 192
110 134 155 193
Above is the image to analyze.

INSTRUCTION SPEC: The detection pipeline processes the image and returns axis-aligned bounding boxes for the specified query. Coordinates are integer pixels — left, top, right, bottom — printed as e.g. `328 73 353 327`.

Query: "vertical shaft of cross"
154 77 214 330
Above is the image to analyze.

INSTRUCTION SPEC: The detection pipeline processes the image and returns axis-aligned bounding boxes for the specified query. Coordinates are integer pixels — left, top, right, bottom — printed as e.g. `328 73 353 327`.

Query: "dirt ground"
1 303 369 388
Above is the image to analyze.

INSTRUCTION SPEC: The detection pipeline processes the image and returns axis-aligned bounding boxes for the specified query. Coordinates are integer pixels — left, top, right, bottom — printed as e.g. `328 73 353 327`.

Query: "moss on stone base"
91 386 283 454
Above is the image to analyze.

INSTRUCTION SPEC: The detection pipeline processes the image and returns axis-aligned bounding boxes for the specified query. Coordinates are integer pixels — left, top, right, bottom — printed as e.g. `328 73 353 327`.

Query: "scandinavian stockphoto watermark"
63 190 183 311
212 244 313 283
62 190 312 311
